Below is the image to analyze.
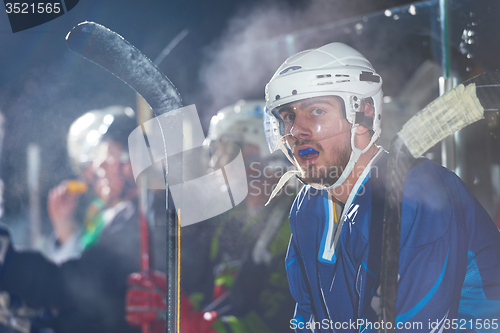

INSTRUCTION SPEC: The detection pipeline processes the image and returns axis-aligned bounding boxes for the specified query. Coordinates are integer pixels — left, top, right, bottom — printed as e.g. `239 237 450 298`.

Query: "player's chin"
306 175 339 188
299 165 334 185
300 167 322 182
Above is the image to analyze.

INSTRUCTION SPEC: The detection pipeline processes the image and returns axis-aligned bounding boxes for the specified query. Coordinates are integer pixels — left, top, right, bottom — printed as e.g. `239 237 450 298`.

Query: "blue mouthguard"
298 148 319 157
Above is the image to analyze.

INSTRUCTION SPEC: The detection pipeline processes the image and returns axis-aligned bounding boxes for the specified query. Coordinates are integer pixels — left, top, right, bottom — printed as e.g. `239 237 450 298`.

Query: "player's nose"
290 114 314 140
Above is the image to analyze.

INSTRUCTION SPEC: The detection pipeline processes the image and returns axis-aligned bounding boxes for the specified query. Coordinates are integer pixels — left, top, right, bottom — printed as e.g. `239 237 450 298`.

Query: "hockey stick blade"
379 70 500 333
66 21 182 116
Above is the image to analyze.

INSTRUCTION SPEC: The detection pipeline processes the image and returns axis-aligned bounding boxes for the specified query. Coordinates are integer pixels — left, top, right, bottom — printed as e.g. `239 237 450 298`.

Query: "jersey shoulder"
289 185 327 238
401 158 460 247
290 185 324 215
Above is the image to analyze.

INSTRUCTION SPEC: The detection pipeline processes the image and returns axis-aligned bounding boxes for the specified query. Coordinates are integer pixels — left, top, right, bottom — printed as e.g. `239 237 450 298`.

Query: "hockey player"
182 100 297 333
44 106 137 263
264 43 500 332
0 106 145 333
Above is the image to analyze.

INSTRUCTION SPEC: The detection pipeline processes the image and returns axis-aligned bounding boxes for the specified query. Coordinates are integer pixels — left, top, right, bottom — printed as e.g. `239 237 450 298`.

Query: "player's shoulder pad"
400 158 455 247
291 185 324 214
289 185 326 233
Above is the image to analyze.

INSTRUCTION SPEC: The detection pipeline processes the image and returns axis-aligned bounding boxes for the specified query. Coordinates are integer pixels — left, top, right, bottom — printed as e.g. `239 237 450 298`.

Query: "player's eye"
311 108 325 116
281 112 295 123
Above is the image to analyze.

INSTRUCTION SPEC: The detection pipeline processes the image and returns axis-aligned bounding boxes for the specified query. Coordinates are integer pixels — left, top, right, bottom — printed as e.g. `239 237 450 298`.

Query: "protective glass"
265 96 351 153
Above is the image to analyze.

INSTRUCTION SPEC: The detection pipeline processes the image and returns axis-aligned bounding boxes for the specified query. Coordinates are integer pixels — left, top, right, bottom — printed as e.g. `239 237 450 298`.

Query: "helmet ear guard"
354 97 376 129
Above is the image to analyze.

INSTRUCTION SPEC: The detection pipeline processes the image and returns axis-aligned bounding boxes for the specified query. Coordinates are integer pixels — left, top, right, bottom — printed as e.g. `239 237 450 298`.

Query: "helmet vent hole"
292 90 297 95
335 74 349 77
336 80 350 83
316 74 332 78
317 82 333 86
275 95 281 100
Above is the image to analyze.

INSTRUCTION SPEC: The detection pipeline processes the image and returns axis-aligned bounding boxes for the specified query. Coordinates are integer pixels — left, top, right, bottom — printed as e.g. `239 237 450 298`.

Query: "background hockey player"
0 106 147 333
181 100 297 333
264 42 500 332
43 106 136 263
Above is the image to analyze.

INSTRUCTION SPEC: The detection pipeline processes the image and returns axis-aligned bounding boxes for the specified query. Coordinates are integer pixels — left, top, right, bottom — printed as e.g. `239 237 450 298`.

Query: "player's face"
91 140 126 206
278 97 351 186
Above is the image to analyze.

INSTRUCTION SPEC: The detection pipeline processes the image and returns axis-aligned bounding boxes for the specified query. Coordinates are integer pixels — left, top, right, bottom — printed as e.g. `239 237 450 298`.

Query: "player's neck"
328 144 378 203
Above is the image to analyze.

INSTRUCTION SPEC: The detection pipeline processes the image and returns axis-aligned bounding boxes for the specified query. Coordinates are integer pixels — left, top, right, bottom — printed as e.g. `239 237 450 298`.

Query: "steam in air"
199 0 382 119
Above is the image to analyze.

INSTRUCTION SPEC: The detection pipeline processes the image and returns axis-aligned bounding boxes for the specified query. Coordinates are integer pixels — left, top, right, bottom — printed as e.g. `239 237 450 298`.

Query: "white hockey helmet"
264 42 383 189
206 100 271 160
67 105 136 177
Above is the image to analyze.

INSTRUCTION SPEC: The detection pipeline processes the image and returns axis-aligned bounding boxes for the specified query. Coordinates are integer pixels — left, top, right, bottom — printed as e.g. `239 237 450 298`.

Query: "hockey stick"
66 21 183 333
379 71 500 333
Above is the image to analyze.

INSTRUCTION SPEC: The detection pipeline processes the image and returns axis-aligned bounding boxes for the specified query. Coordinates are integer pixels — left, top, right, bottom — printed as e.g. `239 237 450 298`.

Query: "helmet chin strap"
310 124 379 190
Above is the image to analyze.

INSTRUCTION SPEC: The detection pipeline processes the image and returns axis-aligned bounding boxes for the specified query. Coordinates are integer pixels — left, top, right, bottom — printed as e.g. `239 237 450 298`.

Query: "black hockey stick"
66 21 182 116
66 21 182 333
379 71 500 333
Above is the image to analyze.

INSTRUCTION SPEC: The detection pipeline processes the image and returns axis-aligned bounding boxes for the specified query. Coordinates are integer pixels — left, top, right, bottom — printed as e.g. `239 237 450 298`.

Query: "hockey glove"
126 271 167 330
180 292 217 333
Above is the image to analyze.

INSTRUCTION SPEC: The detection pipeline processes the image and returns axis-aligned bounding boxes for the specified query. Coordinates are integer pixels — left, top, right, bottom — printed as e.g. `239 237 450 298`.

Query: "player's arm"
394 162 474 332
286 236 315 332
454 176 500 332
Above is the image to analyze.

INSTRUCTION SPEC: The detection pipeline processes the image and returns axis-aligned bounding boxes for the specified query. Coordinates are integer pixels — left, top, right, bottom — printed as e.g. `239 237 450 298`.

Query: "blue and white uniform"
286 150 500 332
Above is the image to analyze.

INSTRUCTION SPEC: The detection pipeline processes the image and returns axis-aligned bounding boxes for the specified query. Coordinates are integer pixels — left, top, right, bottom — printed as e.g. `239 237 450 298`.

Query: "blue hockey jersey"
285 150 500 332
